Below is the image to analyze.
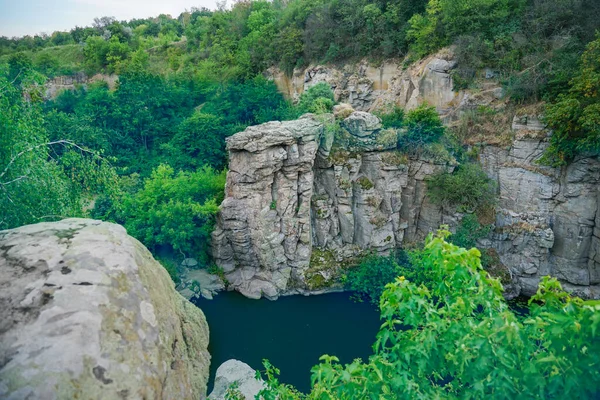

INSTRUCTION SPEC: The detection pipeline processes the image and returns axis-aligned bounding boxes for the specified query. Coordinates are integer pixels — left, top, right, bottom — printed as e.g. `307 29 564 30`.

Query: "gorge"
210 55 600 300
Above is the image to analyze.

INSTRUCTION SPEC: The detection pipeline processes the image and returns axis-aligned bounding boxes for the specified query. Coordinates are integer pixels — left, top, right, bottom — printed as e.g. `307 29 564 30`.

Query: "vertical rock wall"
213 110 600 300
211 117 324 299
481 131 600 298
266 51 468 116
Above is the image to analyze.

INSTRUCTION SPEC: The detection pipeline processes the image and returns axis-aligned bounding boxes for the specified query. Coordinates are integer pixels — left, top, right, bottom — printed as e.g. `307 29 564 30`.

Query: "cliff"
212 108 600 300
0 219 211 399
266 50 502 120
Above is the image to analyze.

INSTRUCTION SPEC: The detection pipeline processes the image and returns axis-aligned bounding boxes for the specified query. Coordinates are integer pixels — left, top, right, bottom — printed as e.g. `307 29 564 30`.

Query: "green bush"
398 104 445 151
258 229 600 399
297 82 335 114
344 249 431 306
376 105 405 129
450 213 492 249
343 254 401 305
427 163 496 213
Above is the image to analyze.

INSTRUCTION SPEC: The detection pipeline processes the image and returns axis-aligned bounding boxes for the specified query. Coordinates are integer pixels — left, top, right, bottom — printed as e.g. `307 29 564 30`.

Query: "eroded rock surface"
213 109 600 300
0 219 211 399
211 116 324 299
212 113 453 298
267 50 467 115
482 138 600 298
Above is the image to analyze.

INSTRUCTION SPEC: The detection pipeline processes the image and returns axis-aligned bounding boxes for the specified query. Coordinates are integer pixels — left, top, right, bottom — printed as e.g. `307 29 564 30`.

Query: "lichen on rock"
0 218 211 399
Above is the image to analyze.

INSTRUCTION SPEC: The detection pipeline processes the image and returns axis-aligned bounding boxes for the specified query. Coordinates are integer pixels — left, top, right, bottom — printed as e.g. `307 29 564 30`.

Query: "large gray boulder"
208 360 265 400
341 111 381 138
0 219 211 399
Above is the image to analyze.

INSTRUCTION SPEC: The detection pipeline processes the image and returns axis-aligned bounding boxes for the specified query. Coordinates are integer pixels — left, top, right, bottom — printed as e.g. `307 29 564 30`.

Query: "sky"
0 0 219 38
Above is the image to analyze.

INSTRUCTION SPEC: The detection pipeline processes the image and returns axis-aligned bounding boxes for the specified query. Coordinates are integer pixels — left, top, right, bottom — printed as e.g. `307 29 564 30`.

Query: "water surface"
194 291 380 393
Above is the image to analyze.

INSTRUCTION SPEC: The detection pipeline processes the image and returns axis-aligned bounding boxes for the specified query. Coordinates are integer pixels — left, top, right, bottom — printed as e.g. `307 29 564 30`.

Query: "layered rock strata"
212 110 600 300
266 51 500 117
0 219 211 399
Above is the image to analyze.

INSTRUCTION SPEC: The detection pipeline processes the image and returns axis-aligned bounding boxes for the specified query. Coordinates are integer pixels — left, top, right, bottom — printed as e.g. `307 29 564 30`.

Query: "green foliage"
397 104 445 150
450 213 492 249
258 230 600 399
427 163 496 213
156 256 180 285
344 254 399 305
0 66 118 230
166 112 227 170
120 164 225 260
297 83 335 114
540 36 600 166
357 176 374 190
343 249 433 306
376 106 405 129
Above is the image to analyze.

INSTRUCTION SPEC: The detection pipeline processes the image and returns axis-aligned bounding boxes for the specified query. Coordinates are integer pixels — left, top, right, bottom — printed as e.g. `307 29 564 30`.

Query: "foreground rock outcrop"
0 219 210 399
208 360 264 400
212 108 600 300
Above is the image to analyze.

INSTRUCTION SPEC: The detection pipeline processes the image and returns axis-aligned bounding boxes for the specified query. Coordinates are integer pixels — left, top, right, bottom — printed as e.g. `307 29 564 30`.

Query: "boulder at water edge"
209 359 265 400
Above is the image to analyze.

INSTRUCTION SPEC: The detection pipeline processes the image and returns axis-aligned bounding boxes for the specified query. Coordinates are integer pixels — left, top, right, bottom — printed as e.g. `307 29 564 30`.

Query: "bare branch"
0 175 28 186
0 140 99 181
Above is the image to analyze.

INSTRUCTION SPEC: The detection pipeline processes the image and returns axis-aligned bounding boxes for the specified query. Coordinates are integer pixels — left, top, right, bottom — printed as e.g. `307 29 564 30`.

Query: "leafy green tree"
120 164 225 260
343 253 402 305
541 36 600 166
83 36 110 73
258 229 600 399
426 163 496 213
166 112 227 170
297 82 335 114
0 66 117 230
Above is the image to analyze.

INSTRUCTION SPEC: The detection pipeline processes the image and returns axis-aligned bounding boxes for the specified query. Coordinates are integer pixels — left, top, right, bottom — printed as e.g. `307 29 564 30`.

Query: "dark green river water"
193 291 381 393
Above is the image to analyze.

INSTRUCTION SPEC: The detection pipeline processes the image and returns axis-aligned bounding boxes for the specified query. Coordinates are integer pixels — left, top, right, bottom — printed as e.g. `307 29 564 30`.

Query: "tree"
258 229 600 399
541 36 600 166
0 66 117 230
166 112 227 170
120 164 225 261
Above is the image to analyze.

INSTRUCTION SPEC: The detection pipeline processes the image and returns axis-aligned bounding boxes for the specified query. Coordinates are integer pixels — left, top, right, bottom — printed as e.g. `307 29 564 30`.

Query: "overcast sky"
0 0 219 38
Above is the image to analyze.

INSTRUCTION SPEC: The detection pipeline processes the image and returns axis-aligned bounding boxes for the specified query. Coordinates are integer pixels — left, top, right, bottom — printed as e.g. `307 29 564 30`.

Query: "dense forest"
2 0 600 397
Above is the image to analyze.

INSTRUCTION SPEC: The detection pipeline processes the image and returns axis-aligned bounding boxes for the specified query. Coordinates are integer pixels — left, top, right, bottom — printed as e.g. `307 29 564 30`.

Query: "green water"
193 291 381 393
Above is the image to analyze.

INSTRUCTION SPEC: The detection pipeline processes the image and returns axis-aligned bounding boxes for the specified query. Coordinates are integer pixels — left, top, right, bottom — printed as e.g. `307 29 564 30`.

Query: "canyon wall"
212 109 600 300
266 50 502 119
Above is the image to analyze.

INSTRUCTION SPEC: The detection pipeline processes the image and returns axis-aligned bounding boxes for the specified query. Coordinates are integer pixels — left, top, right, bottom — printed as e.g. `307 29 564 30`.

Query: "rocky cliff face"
212 109 600 300
44 73 118 100
0 219 211 399
267 50 502 119
212 111 456 299
481 124 600 298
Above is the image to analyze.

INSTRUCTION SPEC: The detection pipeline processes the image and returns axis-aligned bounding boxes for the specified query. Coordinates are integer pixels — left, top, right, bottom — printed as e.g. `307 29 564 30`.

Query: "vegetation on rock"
426 163 497 214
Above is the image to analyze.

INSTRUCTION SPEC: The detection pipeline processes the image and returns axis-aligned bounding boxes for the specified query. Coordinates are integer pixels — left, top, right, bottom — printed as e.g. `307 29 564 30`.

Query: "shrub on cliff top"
298 82 335 114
